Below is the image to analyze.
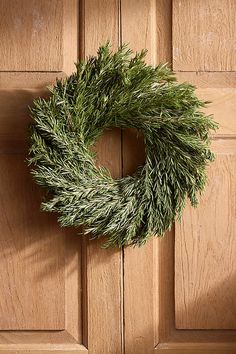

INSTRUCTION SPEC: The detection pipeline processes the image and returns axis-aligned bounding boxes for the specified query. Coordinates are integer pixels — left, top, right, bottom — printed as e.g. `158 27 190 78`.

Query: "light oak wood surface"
0 154 65 329
122 2 172 354
173 0 236 71
80 1 123 354
0 0 63 71
1 0 236 353
175 140 236 329
0 0 83 352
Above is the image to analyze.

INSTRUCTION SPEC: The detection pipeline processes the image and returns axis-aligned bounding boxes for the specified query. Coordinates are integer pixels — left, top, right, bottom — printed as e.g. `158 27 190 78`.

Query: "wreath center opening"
94 128 145 178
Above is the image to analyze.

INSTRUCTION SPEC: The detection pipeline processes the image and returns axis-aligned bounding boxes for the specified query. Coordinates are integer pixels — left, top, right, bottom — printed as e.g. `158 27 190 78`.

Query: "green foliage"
28 43 218 247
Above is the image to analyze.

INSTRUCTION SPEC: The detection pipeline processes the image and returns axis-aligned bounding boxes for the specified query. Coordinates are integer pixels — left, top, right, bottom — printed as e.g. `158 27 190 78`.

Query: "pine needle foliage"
28 43 218 247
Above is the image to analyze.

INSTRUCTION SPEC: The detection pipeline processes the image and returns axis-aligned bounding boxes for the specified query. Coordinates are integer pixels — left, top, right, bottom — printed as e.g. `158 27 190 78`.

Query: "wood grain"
121 0 157 64
196 88 236 137
0 344 87 354
175 140 236 329
0 88 83 335
65 233 82 342
0 73 65 89
120 1 236 350
63 0 78 75
80 1 123 354
0 0 84 350
0 330 82 345
176 73 236 138
81 0 119 57
121 1 170 354
0 333 87 354
0 0 63 71
2 0 236 351
176 72 236 89
0 154 65 329
173 0 236 71
0 89 47 153
155 342 236 354
155 230 175 343
156 0 172 64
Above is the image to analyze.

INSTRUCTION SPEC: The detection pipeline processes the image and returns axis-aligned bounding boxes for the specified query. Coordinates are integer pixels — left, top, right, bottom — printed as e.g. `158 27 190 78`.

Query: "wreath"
28 43 217 247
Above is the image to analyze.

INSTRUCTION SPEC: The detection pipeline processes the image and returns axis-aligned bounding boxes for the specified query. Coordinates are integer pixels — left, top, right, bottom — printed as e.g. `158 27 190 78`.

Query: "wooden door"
122 1 236 354
1 1 236 354
0 1 122 353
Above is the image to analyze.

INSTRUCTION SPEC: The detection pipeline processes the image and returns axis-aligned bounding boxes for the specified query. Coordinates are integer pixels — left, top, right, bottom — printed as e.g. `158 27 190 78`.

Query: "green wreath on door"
28 43 217 247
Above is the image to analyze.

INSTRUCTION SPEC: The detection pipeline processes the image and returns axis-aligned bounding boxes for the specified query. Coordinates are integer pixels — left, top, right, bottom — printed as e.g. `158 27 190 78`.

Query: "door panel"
0 154 65 330
0 0 123 353
80 1 123 354
121 2 162 354
197 88 236 137
0 0 63 71
173 0 236 71
0 0 86 352
154 0 236 352
122 1 236 353
175 140 236 329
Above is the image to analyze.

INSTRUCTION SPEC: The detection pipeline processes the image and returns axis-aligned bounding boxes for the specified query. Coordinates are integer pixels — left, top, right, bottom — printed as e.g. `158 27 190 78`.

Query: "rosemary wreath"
28 43 217 247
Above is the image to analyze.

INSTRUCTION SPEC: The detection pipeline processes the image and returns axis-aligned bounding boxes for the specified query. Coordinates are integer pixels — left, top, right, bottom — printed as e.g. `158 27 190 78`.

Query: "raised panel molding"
155 342 236 354
0 154 65 330
175 140 236 329
0 0 84 352
155 70 236 349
